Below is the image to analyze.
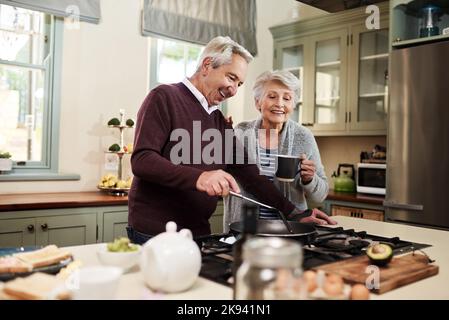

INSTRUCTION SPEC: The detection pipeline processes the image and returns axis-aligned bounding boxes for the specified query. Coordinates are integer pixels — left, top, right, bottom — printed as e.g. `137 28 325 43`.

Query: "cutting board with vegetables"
313 253 439 294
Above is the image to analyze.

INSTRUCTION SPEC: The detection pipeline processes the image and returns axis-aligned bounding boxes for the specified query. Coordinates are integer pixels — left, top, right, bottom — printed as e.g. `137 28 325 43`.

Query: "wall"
316 136 387 185
0 0 148 194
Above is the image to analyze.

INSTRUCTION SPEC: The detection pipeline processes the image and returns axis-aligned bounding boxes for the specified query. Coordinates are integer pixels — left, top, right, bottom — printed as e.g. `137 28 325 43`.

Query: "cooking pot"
229 220 317 244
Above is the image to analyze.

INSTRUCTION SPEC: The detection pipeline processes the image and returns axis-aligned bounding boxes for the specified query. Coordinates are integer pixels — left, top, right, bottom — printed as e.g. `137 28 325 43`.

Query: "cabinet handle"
41 223 48 231
348 112 352 123
345 112 347 123
27 224 34 232
301 122 314 127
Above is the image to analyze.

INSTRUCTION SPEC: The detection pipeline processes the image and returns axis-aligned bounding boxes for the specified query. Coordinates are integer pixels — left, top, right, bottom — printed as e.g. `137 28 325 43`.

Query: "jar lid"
242 237 302 269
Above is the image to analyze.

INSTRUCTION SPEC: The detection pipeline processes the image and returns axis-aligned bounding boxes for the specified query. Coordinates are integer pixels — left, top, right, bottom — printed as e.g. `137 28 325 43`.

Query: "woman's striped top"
258 146 279 219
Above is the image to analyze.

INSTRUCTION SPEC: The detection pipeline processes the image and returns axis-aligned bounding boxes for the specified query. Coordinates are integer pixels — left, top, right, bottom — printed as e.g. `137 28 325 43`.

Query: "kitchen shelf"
316 61 341 68
392 33 449 48
360 53 389 60
105 151 132 155
359 93 387 98
316 97 340 102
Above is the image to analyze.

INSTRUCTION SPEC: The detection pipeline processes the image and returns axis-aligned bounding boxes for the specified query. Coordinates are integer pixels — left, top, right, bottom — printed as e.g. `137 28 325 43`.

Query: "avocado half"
366 243 393 266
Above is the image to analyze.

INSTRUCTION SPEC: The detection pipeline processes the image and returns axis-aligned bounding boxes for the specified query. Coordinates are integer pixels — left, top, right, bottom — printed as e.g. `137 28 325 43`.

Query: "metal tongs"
229 191 293 234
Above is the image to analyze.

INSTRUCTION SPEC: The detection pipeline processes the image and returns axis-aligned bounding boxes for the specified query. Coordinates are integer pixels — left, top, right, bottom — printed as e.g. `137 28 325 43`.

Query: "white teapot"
140 221 201 293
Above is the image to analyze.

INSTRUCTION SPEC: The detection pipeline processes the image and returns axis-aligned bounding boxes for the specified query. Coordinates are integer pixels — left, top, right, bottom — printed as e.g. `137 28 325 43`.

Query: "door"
386 40 449 229
310 29 348 133
103 211 128 242
348 21 389 132
0 218 36 248
36 214 97 247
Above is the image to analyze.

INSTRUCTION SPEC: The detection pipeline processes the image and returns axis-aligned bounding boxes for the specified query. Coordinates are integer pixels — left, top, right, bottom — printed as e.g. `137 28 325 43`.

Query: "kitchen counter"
67 216 449 300
0 190 382 212
326 190 384 205
0 192 128 212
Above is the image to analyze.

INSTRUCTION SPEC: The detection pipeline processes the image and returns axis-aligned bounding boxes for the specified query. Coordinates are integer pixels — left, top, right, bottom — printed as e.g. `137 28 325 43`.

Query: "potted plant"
0 151 13 172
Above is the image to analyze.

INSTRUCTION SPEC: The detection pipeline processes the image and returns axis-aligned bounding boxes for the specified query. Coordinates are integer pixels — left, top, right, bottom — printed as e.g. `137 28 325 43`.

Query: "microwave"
356 163 386 195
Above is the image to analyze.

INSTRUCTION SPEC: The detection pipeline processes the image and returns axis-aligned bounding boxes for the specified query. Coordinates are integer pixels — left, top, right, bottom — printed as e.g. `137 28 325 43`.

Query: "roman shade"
0 0 101 24
142 0 258 56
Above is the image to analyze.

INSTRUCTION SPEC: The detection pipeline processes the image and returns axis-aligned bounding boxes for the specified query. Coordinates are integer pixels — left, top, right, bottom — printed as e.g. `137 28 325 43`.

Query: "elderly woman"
224 70 332 232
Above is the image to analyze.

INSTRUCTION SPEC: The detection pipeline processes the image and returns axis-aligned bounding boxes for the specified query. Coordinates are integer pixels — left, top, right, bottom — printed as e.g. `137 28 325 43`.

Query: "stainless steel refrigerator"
385 40 449 230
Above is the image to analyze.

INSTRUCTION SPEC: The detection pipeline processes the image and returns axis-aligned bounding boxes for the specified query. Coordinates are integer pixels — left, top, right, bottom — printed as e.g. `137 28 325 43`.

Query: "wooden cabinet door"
36 214 97 247
0 218 36 248
359 208 384 221
102 210 128 242
331 205 384 221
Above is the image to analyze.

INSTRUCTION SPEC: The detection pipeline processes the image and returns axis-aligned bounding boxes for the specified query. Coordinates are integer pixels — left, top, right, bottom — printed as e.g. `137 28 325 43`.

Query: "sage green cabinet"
270 2 389 136
35 214 97 247
0 208 98 248
0 202 227 248
0 218 36 247
102 210 128 242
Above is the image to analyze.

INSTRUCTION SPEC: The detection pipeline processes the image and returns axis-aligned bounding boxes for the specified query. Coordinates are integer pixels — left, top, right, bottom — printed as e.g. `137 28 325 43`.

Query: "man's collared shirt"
182 78 219 115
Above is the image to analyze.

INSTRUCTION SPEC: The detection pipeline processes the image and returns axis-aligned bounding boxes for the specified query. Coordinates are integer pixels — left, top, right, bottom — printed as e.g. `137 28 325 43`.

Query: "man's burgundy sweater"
128 83 295 237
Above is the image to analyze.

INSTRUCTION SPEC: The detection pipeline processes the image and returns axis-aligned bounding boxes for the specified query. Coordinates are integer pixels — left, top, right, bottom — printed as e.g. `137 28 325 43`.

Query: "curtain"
142 0 257 56
0 0 101 24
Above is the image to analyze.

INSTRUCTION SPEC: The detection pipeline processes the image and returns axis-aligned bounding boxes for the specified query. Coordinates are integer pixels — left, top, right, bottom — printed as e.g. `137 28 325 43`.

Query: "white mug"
69 266 122 300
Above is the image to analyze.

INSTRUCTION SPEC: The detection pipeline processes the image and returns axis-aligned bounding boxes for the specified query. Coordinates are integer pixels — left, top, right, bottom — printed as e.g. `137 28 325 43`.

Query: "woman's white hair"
253 70 300 105
196 36 253 71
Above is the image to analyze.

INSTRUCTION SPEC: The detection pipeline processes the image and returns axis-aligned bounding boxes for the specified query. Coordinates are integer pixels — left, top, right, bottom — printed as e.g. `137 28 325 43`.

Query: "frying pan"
229 220 317 244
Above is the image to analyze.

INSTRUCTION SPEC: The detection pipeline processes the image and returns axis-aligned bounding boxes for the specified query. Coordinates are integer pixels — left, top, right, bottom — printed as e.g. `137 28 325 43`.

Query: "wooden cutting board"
313 253 439 294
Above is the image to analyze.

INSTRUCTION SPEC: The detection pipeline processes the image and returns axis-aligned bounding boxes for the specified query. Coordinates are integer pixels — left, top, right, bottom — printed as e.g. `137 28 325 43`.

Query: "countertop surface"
326 189 384 205
0 192 128 211
0 190 382 212
67 216 449 300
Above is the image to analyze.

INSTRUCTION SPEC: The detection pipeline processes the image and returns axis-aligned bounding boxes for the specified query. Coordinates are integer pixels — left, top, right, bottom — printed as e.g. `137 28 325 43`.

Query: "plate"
0 246 73 282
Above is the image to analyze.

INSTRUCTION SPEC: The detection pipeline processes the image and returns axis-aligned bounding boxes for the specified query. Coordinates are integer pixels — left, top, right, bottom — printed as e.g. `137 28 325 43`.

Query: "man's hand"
196 169 240 196
288 207 337 225
299 154 316 185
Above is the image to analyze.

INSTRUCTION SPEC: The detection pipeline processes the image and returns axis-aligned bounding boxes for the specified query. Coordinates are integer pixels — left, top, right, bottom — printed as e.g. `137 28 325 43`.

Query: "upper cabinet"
270 2 389 136
391 0 449 49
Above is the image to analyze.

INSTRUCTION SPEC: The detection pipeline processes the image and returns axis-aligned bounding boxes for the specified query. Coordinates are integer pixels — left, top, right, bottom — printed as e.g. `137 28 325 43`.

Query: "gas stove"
194 225 431 287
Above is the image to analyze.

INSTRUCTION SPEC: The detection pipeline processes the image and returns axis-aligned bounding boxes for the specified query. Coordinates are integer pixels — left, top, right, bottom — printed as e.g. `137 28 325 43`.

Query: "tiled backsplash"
315 136 387 187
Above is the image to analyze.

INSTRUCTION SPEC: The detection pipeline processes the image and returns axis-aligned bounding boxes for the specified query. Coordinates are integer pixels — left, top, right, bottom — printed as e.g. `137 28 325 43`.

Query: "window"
149 38 203 89
0 4 63 177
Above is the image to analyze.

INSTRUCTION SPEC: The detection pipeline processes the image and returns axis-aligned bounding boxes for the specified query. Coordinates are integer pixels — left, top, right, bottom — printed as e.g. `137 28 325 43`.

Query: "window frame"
0 13 77 180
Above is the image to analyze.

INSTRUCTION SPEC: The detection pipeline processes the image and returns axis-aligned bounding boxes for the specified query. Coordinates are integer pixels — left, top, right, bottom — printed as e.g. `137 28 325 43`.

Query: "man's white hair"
253 70 301 105
196 36 253 72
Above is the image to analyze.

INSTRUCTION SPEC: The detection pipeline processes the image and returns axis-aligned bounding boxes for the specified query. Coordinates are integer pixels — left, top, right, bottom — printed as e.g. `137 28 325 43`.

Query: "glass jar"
234 237 306 300
419 5 442 38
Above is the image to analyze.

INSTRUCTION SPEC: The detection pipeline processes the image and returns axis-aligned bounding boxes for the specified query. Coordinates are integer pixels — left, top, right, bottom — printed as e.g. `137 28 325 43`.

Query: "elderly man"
127 36 334 243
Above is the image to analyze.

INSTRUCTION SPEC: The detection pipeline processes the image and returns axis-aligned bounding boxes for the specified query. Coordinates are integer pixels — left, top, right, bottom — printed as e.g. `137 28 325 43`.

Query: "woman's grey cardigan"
223 118 329 232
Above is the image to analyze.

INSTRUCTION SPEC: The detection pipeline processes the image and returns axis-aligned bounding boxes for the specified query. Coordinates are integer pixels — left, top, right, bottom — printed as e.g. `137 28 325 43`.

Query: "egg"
323 274 344 297
303 270 318 293
350 284 370 300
